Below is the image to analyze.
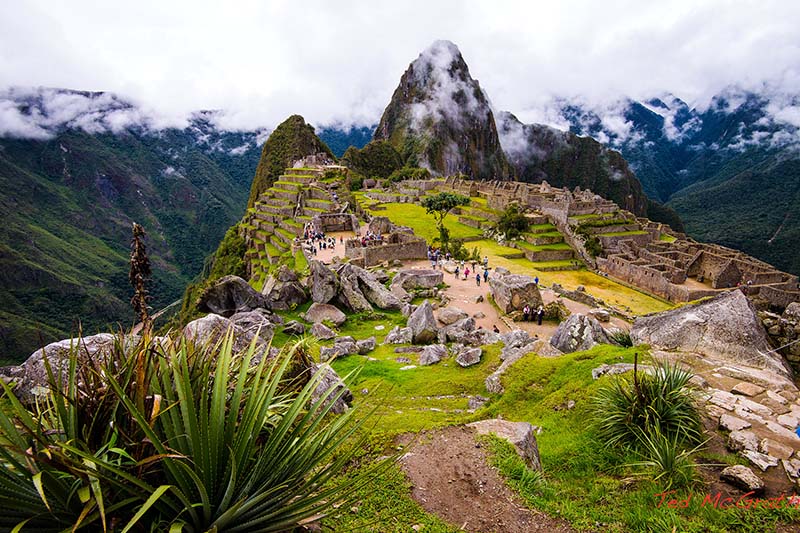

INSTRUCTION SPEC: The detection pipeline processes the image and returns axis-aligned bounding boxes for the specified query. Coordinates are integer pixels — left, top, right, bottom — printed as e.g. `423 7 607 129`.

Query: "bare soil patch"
398 425 574 533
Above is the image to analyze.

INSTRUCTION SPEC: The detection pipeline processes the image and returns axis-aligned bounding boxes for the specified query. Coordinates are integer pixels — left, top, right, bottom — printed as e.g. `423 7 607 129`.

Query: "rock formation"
550 314 612 353
489 272 543 314
631 290 791 379
198 275 270 317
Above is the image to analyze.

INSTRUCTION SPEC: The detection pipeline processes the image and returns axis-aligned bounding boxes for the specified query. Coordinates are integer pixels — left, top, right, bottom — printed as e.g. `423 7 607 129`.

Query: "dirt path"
402 260 630 336
399 426 574 533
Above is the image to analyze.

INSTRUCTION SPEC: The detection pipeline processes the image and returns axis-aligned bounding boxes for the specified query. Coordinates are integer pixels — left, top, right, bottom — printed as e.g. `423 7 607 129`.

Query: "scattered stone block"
468 395 489 410
468 419 542 471
399 365 417 371
437 306 469 325
736 397 773 417
282 320 305 335
720 465 764 493
741 450 779 471
732 382 766 397
727 430 759 452
456 347 482 367
356 337 376 354
384 326 413 344
310 323 336 340
777 413 799 429
708 390 738 411
419 344 448 366
303 302 347 326
719 414 751 432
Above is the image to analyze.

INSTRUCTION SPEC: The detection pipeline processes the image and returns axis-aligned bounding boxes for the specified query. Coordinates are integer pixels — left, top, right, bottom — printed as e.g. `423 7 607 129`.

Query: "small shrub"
627 427 701 490
608 329 633 347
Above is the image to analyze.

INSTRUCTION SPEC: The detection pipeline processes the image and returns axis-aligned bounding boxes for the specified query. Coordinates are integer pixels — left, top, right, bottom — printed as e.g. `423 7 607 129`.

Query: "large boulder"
456 347 482 367
467 419 542 471
419 344 448 365
265 266 308 310
229 309 276 345
437 306 469 325
310 322 336 340
335 264 373 312
631 290 791 379
550 314 611 353
489 273 543 314
308 260 338 304
438 317 476 344
184 314 270 354
720 465 764 493
198 275 269 317
11 333 118 403
391 269 443 292
309 363 353 414
302 303 347 326
384 326 413 344
407 300 439 344
357 271 402 310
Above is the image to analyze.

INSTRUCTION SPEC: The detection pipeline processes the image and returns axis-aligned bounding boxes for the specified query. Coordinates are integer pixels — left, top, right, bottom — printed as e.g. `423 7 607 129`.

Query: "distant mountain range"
545 89 800 274
2 45 799 360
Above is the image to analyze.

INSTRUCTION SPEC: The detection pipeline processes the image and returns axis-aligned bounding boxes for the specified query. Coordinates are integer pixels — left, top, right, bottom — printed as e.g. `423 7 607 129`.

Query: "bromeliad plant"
0 331 380 532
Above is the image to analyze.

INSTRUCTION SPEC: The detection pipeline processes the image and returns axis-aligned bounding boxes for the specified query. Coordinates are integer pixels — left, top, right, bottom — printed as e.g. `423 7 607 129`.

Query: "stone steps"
306 198 333 210
273 180 303 191
270 234 290 253
272 188 300 202
279 218 305 236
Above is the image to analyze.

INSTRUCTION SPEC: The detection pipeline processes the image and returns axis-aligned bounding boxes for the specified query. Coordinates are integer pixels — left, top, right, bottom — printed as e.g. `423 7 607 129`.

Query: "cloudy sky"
1 0 799 130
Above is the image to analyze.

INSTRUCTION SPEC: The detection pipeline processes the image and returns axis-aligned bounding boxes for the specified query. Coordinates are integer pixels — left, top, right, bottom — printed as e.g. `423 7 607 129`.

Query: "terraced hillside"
240 167 341 289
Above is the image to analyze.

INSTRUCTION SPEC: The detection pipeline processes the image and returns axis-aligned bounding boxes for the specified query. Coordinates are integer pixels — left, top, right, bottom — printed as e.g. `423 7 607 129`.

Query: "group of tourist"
522 304 545 325
359 231 383 247
452 260 490 285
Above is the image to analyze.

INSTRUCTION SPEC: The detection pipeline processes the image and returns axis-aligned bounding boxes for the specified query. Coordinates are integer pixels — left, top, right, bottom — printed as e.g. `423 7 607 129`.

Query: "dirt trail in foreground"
399 426 575 533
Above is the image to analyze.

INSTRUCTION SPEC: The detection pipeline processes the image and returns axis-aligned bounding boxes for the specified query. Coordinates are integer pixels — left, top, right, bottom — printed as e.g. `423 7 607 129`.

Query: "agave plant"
592 357 702 450
0 330 383 532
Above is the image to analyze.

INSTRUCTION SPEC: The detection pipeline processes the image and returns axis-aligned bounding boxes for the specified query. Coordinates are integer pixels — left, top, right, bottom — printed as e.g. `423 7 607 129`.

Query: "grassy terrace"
514 241 572 251
660 233 677 243
365 202 482 242
601 230 649 237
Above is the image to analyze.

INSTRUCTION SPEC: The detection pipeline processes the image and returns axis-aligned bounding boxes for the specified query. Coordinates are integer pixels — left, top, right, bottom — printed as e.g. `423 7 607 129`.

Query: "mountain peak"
374 41 510 179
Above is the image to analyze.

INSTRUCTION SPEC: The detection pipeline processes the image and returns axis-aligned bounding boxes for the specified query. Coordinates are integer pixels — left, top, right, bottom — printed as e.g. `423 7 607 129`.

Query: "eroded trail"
399 426 574 533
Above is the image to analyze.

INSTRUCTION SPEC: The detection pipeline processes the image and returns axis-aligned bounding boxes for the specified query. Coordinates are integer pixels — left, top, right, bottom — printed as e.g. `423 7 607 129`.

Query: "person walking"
534 276 539 286
454 265 460 279
464 267 470 280
476 273 481 286
483 268 489 283
523 304 530 322
536 305 544 325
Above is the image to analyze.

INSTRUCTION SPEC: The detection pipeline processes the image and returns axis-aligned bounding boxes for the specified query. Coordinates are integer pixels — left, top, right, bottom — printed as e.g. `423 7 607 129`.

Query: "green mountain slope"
0 127 259 361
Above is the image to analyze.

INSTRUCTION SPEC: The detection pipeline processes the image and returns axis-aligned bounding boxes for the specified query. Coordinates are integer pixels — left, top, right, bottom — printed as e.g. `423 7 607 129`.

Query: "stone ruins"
438 177 800 309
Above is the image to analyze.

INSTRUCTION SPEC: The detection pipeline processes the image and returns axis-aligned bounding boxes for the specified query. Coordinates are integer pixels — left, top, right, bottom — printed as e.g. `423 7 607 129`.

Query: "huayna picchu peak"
374 40 512 180
3 9 800 531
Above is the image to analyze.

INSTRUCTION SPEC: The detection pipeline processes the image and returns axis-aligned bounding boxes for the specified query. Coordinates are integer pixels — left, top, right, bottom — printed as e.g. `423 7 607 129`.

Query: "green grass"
601 230 650 237
363 202 482 242
660 234 677 243
514 241 573 252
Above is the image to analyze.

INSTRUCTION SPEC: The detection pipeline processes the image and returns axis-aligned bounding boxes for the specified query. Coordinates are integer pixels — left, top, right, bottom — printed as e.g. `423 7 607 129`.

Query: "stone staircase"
240 167 340 289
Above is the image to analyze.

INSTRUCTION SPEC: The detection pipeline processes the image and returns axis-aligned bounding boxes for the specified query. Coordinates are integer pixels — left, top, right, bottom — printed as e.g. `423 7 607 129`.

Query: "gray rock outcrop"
282 320 305 335
308 260 338 303
631 290 791 379
302 303 347 326
198 275 269 317
310 322 336 340
264 266 308 310
437 306 468 325
456 347 482 367
489 272 542 314
419 344 448 365
467 419 542 471
356 337 376 354
384 326 413 344
720 465 764 493
407 300 439 344
391 269 443 292
309 363 353 414
550 314 612 353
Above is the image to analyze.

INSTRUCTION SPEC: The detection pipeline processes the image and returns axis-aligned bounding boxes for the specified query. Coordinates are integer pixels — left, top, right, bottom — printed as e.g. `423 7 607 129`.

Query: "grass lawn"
365 202 483 242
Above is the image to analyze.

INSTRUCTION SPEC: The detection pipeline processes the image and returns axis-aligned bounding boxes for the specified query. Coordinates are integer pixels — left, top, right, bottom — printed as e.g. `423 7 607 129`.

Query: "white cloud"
0 0 798 136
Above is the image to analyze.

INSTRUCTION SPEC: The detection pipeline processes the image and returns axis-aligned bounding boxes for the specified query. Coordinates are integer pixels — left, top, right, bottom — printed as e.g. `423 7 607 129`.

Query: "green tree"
421 192 470 248
496 203 530 239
